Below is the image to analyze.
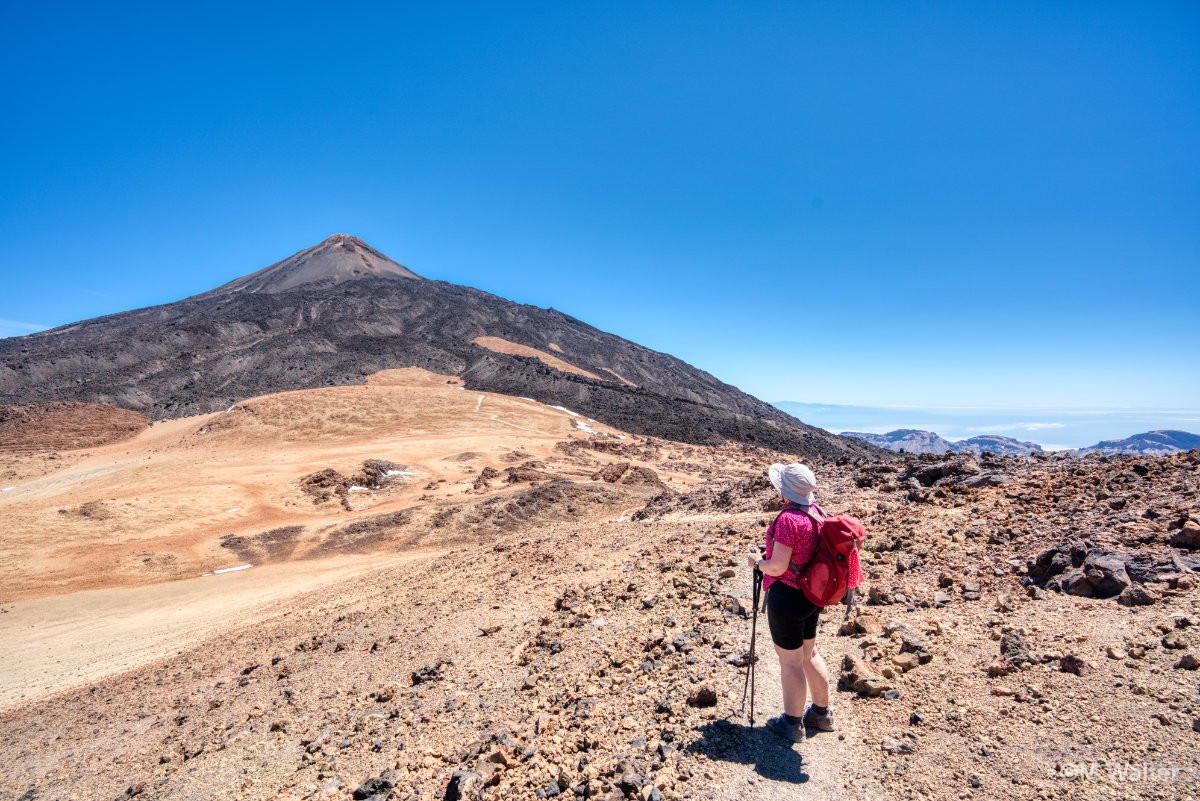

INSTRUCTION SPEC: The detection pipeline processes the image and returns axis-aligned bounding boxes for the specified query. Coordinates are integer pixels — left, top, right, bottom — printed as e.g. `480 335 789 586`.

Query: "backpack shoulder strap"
787 504 826 575
801 503 826 526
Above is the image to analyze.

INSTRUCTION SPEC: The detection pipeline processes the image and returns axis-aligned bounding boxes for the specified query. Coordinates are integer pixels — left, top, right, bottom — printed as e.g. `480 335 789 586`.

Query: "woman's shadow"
685 718 809 784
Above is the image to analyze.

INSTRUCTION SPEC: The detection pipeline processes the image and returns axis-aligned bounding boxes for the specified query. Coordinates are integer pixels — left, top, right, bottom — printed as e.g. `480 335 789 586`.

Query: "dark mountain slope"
0 236 878 458
198 233 422 294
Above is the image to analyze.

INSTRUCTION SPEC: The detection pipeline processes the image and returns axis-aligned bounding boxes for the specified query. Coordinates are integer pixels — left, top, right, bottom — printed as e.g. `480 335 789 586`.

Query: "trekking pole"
740 567 764 725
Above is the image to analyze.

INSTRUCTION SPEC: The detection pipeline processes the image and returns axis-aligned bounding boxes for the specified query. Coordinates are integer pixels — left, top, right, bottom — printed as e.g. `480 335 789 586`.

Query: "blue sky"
2 2 1197 409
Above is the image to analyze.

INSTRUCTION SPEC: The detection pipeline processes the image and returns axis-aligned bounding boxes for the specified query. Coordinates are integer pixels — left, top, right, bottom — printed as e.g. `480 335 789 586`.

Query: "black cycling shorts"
766 580 822 650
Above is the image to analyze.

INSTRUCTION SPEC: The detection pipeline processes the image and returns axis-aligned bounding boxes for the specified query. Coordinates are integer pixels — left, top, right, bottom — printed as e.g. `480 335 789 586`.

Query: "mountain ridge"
0 237 878 459
843 427 1200 457
842 428 1044 456
1078 429 1200 457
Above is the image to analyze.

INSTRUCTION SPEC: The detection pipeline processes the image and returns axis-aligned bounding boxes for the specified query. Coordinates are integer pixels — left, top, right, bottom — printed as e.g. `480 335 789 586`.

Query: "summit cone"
202 234 421 296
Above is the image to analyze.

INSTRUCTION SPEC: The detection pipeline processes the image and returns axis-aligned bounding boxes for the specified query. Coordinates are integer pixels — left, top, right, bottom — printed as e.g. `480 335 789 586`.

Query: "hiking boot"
766 714 805 743
803 705 835 732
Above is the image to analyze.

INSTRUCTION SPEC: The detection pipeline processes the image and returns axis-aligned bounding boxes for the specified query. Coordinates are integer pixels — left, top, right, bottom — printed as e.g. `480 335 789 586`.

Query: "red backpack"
771 504 866 606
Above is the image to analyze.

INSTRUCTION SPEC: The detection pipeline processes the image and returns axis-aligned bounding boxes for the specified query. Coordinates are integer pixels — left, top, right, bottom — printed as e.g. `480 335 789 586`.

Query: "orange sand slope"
471 336 606 381
0 401 149 452
0 368 646 601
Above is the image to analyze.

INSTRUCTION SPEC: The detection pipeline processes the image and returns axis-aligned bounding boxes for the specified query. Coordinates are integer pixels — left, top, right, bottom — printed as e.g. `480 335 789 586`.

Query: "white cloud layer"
965 421 1068 434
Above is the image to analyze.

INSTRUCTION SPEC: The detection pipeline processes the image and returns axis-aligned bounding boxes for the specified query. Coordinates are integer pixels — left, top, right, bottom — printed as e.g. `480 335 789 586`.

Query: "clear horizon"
2 3 1197 410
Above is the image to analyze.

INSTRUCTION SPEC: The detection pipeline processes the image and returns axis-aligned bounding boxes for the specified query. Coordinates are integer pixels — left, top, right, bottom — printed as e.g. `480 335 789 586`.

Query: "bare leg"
774 643 809 716
800 639 830 708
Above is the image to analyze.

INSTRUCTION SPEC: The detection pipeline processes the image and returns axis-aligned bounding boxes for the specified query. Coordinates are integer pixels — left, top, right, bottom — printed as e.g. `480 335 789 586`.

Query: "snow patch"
0 486 14 492
574 420 599 435
348 485 371 492
225 507 241 513
225 404 236 413
549 405 582 417
203 564 253 576
385 470 416 477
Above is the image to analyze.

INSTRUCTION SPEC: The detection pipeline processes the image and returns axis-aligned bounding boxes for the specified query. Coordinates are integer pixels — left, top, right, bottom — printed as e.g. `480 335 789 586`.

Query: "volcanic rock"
1171 521 1200 550
1060 654 1092 676
443 770 483 801
1000 632 1032 667
686 686 718 707
1082 552 1132 597
842 654 894 696
353 769 399 800
881 736 919 755
1116 585 1161 606
908 458 982 487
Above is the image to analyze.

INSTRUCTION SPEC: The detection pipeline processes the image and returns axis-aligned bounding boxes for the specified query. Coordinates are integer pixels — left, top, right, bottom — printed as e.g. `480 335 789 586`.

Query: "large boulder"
1117 585 1161 606
1171 521 1200 550
841 654 894 697
1083 552 1131 598
887 622 934 665
962 473 1012 488
1028 539 1087 583
908 458 982 487
354 770 400 801
1124 554 1179 584
443 771 484 801
1032 541 1134 599
1058 568 1094 597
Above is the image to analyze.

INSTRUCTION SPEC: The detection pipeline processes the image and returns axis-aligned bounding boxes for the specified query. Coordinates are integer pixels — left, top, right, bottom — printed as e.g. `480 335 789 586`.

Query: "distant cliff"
841 429 956 455
842 429 1042 456
1078 430 1200 457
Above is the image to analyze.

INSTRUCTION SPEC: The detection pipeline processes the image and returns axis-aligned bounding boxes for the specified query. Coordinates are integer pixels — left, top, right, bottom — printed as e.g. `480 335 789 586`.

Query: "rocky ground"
2 429 1199 800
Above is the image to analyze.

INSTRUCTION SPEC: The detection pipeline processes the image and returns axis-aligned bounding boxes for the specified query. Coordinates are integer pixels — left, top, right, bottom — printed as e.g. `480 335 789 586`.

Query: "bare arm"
745 542 793 577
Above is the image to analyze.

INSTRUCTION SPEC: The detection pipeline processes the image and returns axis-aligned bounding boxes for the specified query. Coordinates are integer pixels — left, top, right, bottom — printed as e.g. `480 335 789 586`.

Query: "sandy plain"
0 368 659 712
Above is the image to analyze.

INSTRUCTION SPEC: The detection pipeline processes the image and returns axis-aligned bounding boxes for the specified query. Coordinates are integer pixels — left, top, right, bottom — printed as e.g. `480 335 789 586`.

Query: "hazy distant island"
841 428 1200 457
840 429 1042 456
1080 429 1200 457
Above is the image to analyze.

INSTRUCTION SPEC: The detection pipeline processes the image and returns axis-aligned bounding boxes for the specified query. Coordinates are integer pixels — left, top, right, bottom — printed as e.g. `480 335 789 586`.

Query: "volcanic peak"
202 234 422 296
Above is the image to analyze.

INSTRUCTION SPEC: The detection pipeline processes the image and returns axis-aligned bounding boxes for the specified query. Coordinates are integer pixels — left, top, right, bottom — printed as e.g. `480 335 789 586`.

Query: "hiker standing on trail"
746 462 863 743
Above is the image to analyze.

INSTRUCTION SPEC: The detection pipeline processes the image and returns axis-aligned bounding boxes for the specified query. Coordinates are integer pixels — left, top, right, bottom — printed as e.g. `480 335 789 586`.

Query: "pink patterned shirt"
763 502 864 597
762 502 823 594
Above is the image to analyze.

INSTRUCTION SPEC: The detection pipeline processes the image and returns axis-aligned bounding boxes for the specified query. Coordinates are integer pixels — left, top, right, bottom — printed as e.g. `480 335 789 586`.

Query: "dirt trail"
703 587 887 800
0 550 432 712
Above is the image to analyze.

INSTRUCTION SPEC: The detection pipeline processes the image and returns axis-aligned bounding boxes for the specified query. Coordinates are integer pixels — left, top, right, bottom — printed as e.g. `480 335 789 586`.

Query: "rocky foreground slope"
0 235 873 459
3 438 1199 801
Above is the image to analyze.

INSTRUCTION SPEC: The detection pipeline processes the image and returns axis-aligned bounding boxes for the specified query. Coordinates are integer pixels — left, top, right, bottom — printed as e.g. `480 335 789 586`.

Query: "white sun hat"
768 462 817 505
